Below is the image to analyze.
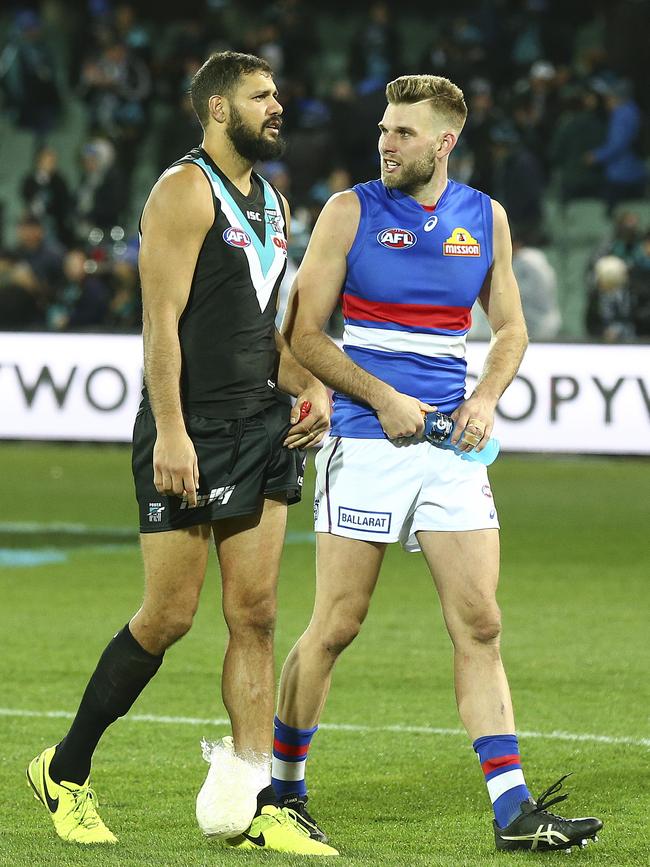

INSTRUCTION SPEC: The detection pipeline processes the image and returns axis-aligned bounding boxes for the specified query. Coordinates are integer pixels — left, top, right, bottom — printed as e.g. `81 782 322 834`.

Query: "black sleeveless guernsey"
140 146 289 419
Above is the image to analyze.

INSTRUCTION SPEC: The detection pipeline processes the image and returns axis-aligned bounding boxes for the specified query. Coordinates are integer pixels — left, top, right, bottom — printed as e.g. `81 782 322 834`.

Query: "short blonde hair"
386 75 467 131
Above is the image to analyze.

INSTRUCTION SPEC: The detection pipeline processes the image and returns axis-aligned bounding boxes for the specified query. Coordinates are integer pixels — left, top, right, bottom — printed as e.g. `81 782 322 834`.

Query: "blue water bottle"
423 411 500 466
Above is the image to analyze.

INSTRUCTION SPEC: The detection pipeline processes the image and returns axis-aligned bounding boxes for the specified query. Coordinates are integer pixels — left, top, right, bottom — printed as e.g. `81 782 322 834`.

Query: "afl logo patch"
377 227 417 249
223 227 251 248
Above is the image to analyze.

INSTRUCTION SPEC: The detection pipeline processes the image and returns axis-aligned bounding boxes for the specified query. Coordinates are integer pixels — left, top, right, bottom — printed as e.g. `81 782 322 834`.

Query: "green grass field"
1 444 648 866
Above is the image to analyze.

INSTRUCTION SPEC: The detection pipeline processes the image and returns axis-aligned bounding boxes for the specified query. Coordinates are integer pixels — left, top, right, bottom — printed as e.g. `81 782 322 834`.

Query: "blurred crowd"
0 0 648 339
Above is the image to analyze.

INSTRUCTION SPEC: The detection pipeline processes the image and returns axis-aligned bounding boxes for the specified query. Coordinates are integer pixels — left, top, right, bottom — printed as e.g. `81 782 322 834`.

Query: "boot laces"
276 807 310 837
532 773 572 820
65 784 103 829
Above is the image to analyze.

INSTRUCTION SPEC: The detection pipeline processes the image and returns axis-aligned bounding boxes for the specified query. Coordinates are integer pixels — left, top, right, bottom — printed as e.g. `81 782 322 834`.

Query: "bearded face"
226 104 285 162
381 143 438 195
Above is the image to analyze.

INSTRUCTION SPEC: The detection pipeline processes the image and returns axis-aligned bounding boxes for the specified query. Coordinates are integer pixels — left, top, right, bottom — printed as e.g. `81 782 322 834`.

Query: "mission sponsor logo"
223 227 251 248
338 506 391 533
443 227 481 257
377 227 417 249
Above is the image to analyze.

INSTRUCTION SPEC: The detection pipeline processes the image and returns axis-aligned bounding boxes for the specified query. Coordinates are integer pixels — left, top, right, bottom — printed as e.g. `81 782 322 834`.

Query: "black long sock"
49 624 163 785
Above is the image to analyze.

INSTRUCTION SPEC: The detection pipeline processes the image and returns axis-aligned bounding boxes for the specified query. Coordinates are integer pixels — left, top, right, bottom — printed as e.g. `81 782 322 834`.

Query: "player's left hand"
450 393 496 454
284 380 330 449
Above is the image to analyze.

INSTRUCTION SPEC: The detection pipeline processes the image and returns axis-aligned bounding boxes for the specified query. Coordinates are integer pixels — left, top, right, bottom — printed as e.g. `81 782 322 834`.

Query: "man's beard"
226 106 285 162
382 149 437 195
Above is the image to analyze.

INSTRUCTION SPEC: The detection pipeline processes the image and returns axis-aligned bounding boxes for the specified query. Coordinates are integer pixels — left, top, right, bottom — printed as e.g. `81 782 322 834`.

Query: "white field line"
0 522 314 545
1 707 647 749
0 521 134 536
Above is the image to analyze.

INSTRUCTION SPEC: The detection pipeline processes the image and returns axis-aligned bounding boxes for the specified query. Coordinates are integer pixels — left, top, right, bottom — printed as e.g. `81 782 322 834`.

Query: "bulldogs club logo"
223 227 252 248
377 227 417 249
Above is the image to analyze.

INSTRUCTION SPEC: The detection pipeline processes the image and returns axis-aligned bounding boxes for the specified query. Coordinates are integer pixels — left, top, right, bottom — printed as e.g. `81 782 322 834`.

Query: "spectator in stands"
489 122 545 241
0 250 42 329
157 89 203 174
589 209 642 269
327 78 375 182
271 0 320 92
464 77 502 195
309 166 352 206
550 84 606 203
79 37 152 180
21 145 73 245
73 138 126 241
586 78 647 214
526 61 562 157
629 231 650 337
12 217 63 306
282 83 332 204
349 1 401 88
419 17 488 91
108 248 141 331
586 255 634 341
512 232 562 339
113 3 152 64
0 9 61 136
47 249 110 331
470 233 562 342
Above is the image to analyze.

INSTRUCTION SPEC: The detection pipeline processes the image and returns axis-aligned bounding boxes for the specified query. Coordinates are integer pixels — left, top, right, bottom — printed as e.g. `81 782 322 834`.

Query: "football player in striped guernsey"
27 51 336 856
272 74 602 853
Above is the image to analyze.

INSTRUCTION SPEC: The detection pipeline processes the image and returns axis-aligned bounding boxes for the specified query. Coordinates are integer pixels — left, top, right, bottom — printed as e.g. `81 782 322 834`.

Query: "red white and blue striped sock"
473 734 531 828
271 716 318 798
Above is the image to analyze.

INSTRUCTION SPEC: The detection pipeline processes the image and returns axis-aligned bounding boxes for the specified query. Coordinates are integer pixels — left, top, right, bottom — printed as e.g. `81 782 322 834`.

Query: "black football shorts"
132 399 306 533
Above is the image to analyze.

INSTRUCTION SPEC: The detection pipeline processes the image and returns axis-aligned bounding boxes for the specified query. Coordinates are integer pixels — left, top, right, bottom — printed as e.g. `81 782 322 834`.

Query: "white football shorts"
313 435 499 552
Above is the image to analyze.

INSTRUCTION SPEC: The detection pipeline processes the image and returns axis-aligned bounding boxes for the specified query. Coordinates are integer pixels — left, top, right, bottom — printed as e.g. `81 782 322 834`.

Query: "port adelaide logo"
377 227 417 249
223 227 252 248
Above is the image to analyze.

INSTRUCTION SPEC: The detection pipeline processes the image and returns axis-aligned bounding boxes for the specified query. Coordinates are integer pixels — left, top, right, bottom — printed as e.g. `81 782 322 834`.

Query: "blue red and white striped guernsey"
330 178 494 438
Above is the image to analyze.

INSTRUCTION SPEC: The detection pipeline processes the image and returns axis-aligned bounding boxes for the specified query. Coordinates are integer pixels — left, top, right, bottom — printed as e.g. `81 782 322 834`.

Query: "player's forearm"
274 329 318 396
143 318 186 432
292 331 393 410
472 321 528 405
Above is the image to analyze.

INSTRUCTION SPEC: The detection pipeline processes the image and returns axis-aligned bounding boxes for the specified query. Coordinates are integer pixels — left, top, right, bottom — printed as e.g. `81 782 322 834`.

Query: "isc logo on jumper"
443 227 480 256
223 227 251 248
179 485 236 510
377 227 417 249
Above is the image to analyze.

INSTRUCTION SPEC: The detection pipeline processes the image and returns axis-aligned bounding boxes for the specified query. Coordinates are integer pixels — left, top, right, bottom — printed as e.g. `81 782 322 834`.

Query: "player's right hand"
153 430 200 507
374 388 436 440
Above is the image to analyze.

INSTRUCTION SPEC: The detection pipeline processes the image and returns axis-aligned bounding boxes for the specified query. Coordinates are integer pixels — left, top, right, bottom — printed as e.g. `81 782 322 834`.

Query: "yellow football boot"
26 746 117 844
225 804 338 855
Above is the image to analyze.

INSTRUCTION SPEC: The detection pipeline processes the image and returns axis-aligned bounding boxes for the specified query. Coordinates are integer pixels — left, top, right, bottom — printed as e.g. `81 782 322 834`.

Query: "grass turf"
0 444 648 865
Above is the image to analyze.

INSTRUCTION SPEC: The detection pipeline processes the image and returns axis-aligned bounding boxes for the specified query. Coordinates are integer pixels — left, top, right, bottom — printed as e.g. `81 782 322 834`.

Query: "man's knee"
309 610 364 658
225 594 277 641
139 598 198 648
453 601 502 646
